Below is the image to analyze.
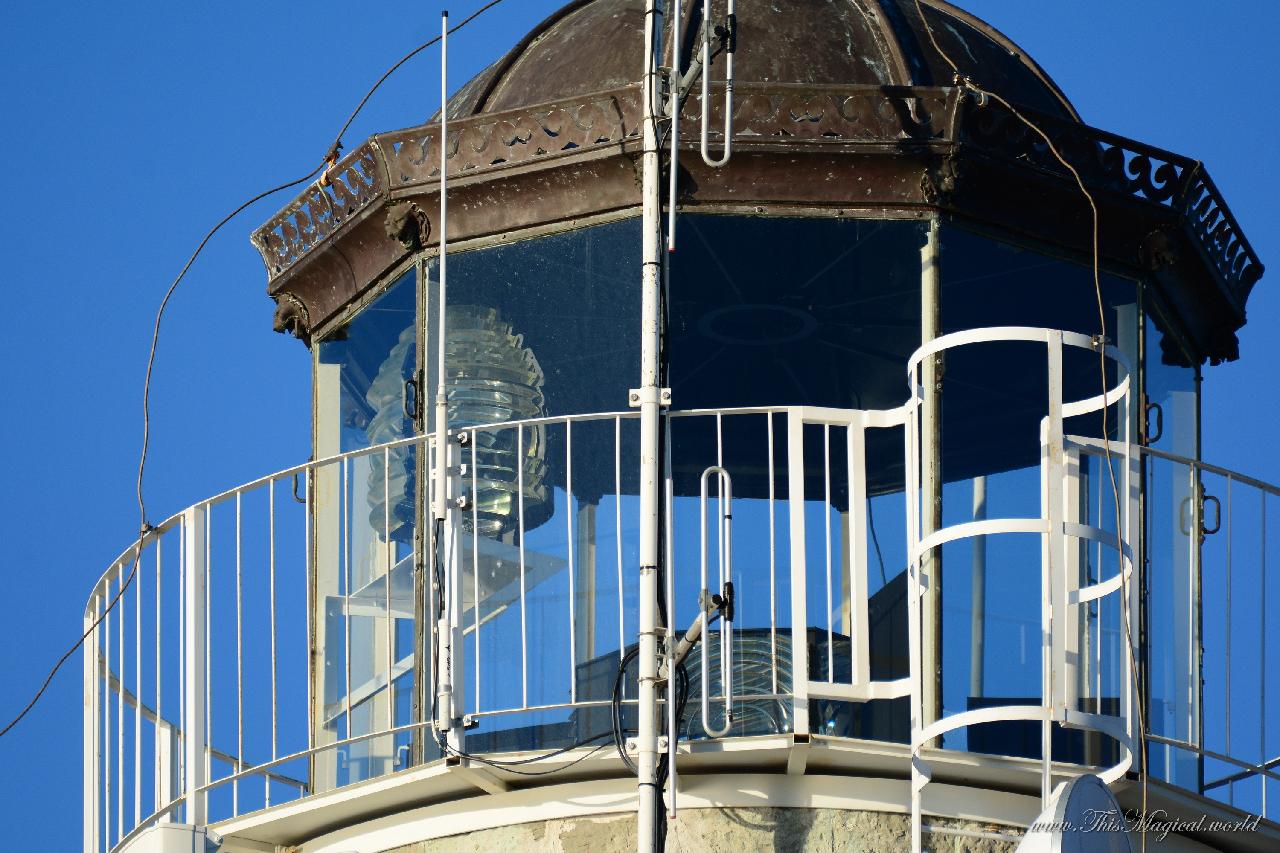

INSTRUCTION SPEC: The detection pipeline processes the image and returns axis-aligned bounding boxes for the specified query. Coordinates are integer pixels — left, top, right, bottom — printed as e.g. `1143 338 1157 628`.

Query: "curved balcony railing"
82 327 1279 853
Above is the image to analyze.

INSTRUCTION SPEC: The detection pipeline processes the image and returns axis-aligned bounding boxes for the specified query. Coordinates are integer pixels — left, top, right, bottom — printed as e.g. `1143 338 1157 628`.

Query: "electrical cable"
913 2 1150 847
0 0 510 741
327 0 509 162
0 162 323 742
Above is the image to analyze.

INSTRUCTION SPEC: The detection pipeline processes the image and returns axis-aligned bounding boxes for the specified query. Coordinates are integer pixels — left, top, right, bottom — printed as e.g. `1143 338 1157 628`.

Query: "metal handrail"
83 398 1280 852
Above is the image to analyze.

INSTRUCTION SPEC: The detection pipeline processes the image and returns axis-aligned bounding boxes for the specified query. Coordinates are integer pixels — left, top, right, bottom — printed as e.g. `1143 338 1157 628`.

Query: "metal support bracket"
629 387 672 407
626 735 669 755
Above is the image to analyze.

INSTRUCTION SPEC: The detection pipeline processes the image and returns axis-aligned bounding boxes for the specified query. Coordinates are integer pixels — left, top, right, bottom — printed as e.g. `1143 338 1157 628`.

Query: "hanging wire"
912 1 1150 845
0 0 511 741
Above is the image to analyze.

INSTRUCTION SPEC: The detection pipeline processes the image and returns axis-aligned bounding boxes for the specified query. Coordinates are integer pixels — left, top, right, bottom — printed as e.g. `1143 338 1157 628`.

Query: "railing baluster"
1226 476 1233 805
268 481 277 807
154 540 163 820
1262 491 1268 818
472 432 480 715
178 521 185 812
567 421 577 705
205 504 212 798
105 570 112 846
134 553 142 830
235 492 244 816
304 467 313 763
183 506 208 827
343 456 352 743
616 416 624 669
825 423 833 683
767 412 777 696
519 425 528 709
84 591 100 853
117 560 124 839
384 448 394 736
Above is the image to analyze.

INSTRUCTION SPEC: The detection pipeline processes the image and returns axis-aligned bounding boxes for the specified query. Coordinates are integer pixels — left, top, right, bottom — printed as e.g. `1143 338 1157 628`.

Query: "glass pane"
313 269 418 788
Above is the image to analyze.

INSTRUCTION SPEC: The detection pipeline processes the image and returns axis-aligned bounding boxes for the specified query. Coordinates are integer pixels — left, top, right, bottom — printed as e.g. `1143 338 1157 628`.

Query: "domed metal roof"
255 0 1261 367
447 0 1078 121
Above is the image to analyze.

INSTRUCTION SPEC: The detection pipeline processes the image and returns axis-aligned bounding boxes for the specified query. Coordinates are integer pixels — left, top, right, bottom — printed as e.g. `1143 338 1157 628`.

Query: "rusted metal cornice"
251 82 1262 365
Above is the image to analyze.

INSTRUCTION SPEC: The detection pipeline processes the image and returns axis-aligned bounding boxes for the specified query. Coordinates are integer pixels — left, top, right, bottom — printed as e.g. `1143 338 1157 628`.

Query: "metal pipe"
637 1 663 848
699 466 733 737
666 0 681 251
700 0 734 167
920 218 943 743
664 419 677 817
235 492 244 815
970 476 987 699
84 592 100 853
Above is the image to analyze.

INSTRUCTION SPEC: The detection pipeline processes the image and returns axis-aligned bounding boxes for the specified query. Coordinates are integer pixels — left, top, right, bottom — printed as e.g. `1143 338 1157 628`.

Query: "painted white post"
787 410 810 739
183 506 207 827
156 720 180 822
635 3 664 852
1042 332 1066 805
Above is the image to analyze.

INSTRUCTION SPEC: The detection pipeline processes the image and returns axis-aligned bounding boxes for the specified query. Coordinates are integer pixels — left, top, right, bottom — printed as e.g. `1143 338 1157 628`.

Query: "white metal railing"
82 331 1279 852
1141 445 1280 819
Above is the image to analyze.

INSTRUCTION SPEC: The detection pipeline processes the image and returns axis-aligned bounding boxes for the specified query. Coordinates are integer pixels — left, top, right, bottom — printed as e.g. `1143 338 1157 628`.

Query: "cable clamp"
628 387 672 408
625 736 669 754
319 144 342 187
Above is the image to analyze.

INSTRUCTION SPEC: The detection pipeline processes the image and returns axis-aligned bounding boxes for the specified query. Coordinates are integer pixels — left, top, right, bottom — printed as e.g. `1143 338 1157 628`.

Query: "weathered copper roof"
447 0 1078 121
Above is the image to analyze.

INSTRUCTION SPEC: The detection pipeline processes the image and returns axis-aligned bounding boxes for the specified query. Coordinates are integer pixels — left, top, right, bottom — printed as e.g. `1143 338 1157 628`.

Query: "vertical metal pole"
117 563 124 838
636 2 663 848
824 424 833 683
519 426 528 709
432 11 465 759
105 572 113 845
664 417 677 817
1043 333 1065 805
767 413 778 696
1226 476 1233 805
567 421 578 704
182 505 207 827
906 367 925 853
970 477 987 699
788 410 810 738
84 592 101 853
134 556 143 831
235 493 244 815
155 543 166 821
919 219 943 741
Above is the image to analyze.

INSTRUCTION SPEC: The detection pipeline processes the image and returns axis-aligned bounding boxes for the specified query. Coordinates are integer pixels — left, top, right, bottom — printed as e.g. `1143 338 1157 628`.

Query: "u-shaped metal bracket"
700 0 736 168
700 465 734 737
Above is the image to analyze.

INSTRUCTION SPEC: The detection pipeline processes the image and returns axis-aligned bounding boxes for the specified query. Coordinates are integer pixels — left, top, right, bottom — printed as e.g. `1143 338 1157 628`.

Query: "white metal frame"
905 326 1137 852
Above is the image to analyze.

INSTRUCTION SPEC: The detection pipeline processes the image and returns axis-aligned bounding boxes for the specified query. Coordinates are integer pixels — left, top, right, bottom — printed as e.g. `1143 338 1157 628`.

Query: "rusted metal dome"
448 0 1078 121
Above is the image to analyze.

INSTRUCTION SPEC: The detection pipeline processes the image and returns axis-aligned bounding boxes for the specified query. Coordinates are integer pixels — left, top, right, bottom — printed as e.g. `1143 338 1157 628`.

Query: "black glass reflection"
938 223 1138 482
669 216 925 413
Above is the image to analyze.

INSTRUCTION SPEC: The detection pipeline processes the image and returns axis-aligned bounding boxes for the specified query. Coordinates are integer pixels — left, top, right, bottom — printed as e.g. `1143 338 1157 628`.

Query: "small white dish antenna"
1015 773 1134 853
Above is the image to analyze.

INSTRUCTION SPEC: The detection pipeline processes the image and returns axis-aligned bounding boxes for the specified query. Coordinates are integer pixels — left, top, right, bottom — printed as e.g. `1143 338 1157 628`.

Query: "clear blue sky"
1 2 1277 848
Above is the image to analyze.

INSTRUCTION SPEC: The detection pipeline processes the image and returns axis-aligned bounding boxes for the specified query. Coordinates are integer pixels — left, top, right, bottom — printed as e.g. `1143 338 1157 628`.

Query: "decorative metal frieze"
375 88 642 189
682 84 954 143
252 143 383 280
961 97 1262 302
251 82 1261 343
1181 168 1263 302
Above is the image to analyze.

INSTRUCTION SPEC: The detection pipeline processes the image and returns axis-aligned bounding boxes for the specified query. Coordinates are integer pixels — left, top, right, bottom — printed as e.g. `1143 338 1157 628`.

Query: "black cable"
612 646 642 774
328 0 510 160
430 726 617 777
0 163 323 741
0 0 511 741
